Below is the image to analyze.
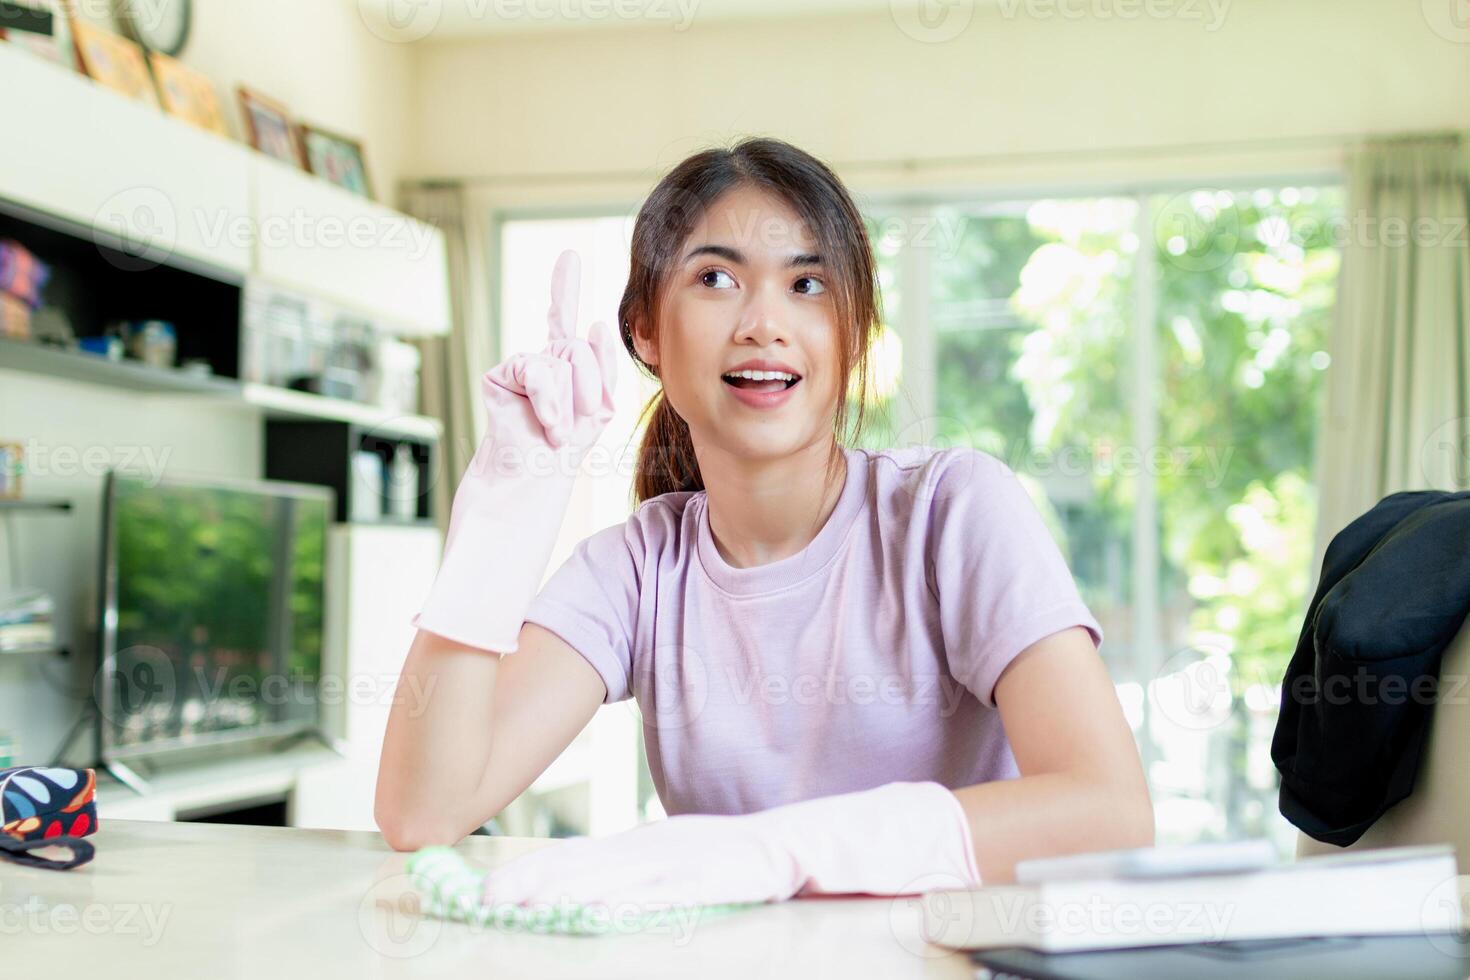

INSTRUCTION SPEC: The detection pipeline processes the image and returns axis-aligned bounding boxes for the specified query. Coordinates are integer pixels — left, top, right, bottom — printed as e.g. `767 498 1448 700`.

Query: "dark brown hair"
619 137 882 505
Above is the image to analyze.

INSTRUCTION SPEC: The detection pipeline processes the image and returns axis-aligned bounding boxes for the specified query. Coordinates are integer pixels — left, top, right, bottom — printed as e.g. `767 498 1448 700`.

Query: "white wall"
71 0 417 196
403 0 1470 202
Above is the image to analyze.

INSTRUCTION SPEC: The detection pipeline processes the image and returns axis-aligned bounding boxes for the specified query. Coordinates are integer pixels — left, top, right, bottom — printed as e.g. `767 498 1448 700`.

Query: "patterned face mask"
0 767 97 870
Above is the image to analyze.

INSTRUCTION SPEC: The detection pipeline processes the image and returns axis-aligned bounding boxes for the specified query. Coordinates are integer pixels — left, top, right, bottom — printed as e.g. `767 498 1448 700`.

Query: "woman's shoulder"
860 444 1020 509
630 488 703 538
574 488 703 568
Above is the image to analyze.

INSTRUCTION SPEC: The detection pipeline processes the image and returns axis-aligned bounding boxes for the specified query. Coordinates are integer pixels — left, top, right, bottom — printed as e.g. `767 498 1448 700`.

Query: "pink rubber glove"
479 782 982 911
411 250 619 653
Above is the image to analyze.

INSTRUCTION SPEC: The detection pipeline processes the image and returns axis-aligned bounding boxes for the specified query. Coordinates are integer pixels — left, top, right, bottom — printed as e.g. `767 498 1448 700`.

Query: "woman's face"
632 185 843 464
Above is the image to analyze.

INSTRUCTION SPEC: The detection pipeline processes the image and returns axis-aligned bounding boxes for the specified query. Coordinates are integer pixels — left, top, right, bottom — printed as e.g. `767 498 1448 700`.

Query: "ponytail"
633 390 703 504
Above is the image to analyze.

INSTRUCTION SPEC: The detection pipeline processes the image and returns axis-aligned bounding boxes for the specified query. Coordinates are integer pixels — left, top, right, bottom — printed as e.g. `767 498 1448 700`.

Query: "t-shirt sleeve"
521 519 644 704
926 448 1104 708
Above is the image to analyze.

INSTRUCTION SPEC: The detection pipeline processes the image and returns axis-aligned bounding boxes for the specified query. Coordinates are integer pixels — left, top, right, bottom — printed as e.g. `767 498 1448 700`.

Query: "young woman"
376 138 1152 908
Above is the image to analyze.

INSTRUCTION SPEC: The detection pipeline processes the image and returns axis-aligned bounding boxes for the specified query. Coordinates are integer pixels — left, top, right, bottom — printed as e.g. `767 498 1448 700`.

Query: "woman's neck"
696 440 848 569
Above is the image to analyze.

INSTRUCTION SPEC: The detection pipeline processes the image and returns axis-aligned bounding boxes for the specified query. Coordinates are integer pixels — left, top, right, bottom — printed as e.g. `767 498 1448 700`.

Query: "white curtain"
400 183 494 537
1313 134 1470 569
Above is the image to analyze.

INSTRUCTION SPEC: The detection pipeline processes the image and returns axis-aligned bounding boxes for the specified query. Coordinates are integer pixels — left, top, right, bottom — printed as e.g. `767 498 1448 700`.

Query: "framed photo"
238 86 302 167
0 0 77 70
299 125 374 200
72 18 158 107
149 51 228 137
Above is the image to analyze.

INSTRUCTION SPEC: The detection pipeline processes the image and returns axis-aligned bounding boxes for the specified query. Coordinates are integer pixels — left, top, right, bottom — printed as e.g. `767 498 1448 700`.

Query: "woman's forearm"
965 627 1155 883
952 773 1155 884
374 628 502 850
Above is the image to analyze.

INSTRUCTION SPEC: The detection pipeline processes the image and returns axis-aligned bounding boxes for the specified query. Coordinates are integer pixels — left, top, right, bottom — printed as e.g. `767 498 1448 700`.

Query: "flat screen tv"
96 470 333 766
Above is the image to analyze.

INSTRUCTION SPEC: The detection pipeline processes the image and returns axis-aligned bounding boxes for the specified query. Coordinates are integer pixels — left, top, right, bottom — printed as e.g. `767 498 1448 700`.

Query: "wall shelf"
242 383 441 442
0 336 239 394
0 498 73 512
0 337 441 443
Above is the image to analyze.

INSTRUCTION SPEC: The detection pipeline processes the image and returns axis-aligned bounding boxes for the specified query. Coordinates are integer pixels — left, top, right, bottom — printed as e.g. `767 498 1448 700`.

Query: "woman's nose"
734 285 791 346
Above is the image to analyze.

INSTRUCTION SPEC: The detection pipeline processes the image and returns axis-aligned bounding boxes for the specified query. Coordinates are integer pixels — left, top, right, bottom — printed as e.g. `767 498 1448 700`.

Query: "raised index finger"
547 249 582 342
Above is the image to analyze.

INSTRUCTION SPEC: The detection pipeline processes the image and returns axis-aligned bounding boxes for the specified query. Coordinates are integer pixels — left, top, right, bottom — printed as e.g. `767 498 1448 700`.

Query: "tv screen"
97 471 333 763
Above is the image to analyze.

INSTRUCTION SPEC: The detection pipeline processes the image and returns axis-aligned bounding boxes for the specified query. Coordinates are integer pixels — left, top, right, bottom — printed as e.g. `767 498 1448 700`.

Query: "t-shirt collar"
695 445 868 597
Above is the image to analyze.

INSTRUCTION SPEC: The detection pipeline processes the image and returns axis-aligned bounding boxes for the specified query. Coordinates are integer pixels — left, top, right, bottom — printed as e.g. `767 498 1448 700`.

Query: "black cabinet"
265 419 437 525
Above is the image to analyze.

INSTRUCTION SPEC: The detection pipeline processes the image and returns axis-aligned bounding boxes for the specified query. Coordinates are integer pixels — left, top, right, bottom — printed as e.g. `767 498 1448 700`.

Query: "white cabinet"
0 47 252 276
0 45 451 336
251 156 451 336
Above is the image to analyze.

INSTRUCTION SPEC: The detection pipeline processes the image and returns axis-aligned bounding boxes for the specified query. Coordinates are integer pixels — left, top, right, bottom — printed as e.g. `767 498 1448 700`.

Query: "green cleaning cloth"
406 845 764 937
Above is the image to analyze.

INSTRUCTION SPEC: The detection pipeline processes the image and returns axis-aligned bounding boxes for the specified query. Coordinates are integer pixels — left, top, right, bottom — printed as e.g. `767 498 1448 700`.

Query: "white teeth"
723 369 798 382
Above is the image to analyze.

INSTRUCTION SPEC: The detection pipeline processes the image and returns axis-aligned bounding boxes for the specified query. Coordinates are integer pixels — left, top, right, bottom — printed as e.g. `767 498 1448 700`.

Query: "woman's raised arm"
375 248 621 850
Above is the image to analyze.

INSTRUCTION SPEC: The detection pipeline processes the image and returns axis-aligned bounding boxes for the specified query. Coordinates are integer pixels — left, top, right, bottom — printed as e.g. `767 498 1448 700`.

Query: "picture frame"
299 124 374 201
71 17 158 107
237 86 303 167
0 0 77 70
149 51 228 137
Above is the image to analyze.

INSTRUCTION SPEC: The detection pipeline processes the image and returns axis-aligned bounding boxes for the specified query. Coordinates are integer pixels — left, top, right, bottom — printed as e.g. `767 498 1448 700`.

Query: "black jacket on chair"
1271 489 1470 847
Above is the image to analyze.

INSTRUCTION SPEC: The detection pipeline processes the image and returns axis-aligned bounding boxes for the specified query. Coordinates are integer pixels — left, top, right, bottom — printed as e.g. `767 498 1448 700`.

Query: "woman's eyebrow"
682 244 823 267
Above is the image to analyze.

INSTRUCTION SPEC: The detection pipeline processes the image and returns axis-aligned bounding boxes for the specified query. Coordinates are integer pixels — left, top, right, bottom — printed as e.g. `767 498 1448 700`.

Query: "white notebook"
920 843 1462 953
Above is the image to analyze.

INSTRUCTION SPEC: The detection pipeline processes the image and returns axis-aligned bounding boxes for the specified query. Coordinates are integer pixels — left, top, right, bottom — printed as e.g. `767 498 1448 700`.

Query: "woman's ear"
629 315 659 368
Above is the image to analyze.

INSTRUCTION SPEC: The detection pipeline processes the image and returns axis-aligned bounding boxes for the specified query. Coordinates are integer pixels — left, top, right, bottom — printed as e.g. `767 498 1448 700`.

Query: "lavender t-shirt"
522 444 1102 817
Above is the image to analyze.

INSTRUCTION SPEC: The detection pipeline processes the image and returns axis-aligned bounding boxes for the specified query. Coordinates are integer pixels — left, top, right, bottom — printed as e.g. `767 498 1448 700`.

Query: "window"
496 213 655 834
862 184 1344 850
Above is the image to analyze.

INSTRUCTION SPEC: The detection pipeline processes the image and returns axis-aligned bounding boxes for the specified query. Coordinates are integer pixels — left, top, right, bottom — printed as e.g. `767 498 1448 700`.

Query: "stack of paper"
921 843 1461 953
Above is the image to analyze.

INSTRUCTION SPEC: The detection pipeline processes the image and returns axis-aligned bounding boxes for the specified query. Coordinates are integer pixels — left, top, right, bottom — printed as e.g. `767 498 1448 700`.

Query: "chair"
1296 614 1470 869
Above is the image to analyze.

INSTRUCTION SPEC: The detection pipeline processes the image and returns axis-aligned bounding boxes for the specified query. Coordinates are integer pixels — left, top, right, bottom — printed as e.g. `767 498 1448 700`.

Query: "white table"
4 819 972 978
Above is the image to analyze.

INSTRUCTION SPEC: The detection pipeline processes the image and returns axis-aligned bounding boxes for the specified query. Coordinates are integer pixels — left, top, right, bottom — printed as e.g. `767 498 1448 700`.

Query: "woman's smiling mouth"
721 368 801 392
720 366 802 408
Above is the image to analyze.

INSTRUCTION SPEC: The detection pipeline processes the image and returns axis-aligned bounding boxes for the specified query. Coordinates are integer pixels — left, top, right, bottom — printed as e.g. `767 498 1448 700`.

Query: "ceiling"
356 0 935 40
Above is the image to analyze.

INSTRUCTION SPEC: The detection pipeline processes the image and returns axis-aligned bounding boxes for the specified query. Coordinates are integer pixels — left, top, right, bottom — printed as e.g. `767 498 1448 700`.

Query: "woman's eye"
794 276 827 296
699 268 735 289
